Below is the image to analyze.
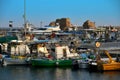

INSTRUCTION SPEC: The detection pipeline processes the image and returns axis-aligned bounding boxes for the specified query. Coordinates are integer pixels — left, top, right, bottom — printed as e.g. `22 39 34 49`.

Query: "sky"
0 0 120 28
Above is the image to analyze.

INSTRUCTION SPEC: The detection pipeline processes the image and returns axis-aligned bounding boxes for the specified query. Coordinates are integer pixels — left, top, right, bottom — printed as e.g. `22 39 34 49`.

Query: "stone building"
83 20 96 29
49 21 56 26
49 18 72 31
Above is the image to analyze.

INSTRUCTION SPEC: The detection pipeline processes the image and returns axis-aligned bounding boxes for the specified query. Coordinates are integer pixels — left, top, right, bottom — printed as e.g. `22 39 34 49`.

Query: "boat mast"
24 0 27 38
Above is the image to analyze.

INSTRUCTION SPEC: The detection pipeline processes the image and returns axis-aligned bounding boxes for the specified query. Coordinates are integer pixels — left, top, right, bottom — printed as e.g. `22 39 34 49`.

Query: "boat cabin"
7 40 30 55
30 40 78 59
54 45 78 59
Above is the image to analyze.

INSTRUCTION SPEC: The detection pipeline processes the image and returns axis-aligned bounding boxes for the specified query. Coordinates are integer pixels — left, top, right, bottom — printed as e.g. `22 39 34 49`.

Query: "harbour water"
0 66 120 80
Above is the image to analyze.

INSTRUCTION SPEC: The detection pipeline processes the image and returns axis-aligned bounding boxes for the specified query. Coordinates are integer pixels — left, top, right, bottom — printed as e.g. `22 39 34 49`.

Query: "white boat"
2 40 30 66
28 25 61 34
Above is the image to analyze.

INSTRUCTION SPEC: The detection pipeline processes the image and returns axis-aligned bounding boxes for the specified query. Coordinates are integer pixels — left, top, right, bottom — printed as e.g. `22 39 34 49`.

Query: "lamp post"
95 42 101 54
95 41 101 61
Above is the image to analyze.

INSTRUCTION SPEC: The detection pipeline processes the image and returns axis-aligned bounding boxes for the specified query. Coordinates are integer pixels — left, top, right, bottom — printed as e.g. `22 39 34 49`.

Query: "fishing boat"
2 40 30 66
30 40 55 67
97 50 120 71
74 48 95 69
30 40 79 67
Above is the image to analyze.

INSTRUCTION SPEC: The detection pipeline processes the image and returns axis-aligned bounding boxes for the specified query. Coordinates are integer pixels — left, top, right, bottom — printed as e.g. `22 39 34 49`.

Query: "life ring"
56 62 59 65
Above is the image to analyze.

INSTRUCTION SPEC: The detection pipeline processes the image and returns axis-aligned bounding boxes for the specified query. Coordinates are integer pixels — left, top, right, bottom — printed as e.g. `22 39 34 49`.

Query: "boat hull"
90 61 120 71
31 59 56 67
3 58 28 66
56 59 72 67
78 63 89 69
31 59 73 67
101 63 120 71
88 61 98 71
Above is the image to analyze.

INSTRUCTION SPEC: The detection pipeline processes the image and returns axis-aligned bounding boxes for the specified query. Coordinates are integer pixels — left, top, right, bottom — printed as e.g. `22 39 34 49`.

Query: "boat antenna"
40 21 43 28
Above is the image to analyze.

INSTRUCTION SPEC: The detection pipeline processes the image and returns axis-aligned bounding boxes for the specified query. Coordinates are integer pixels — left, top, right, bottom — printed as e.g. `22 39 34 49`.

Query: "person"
47 54 53 59
0 45 2 54
0 54 2 59
116 56 120 62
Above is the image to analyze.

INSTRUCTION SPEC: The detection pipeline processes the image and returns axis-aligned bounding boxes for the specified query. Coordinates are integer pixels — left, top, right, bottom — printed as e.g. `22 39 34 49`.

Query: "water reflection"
0 66 120 80
103 71 120 80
